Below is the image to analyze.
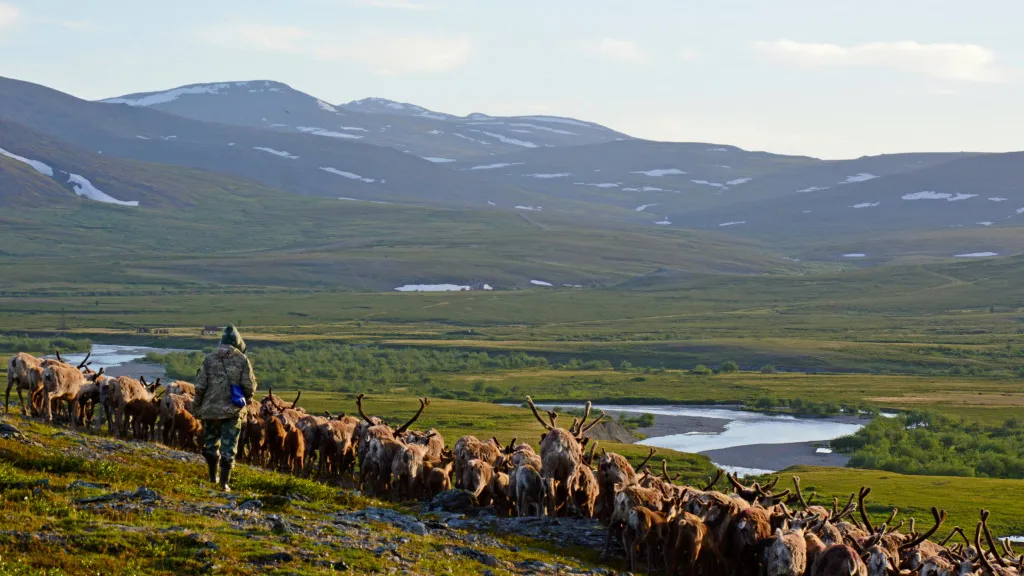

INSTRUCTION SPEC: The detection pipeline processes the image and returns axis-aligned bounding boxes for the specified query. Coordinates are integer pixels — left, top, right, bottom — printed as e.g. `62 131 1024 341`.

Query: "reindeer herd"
5 350 1023 576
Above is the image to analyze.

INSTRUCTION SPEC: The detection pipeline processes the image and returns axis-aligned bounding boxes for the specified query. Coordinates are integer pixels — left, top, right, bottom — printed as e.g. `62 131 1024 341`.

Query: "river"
532 402 866 476
50 343 195 380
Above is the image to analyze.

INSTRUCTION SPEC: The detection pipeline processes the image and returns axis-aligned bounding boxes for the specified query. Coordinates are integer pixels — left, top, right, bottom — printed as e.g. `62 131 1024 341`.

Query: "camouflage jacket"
193 345 257 420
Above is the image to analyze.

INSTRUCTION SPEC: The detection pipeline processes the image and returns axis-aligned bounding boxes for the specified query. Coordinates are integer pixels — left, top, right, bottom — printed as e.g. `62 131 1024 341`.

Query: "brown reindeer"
764 527 808 576
42 363 102 430
127 397 160 441
624 503 678 575
525 397 605 517
666 505 710 576
173 409 203 451
422 457 455 498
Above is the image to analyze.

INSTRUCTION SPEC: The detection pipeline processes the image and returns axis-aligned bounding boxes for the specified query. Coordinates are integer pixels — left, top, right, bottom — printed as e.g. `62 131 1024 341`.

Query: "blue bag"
231 384 247 408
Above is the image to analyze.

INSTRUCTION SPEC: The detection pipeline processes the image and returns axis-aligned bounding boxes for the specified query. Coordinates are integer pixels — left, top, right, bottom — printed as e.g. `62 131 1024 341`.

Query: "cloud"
581 38 650 64
0 2 20 28
318 34 472 75
201 23 310 54
677 48 699 63
353 0 429 8
200 23 471 75
755 39 1011 82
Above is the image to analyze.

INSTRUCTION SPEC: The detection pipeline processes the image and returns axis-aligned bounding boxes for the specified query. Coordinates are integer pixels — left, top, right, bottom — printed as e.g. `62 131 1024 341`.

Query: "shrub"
720 360 739 373
760 364 777 374
690 364 713 376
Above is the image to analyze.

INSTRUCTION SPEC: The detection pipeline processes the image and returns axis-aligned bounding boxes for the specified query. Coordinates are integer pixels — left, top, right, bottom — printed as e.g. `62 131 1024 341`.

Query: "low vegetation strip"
833 412 1024 479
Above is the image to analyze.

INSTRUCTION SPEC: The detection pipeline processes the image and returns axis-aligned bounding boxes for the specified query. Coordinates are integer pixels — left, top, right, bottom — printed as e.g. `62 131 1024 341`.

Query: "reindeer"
624 502 678 575
422 457 455 498
173 409 203 451
596 447 657 522
127 397 160 441
318 413 360 481
524 397 605 516
513 464 545 517
354 396 429 493
41 362 102 430
6 350 88 416
423 455 456 496
764 527 808 576
108 376 162 438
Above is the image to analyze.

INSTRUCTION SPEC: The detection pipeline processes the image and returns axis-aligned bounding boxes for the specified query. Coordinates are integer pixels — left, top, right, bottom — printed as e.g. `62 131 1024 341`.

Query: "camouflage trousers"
202 415 242 462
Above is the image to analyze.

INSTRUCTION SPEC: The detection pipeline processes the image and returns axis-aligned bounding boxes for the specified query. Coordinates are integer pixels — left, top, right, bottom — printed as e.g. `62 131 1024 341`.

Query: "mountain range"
2 74 1023 289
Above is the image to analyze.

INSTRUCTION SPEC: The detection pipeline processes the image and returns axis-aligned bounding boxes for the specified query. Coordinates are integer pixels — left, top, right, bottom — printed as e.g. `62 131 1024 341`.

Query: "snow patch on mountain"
954 252 998 258
530 280 553 287
508 123 576 135
515 205 543 211
902 191 977 202
320 167 375 183
471 130 538 148
989 197 1008 202
631 168 685 177
253 147 298 159
691 180 725 188
851 202 880 208
719 221 746 227
726 178 753 185
635 204 659 212
395 284 471 292
453 133 489 145
67 174 138 206
422 157 456 163
525 173 571 179
797 186 830 193
101 83 233 106
575 182 621 188
843 254 866 258
521 116 600 129
0 147 55 176
296 126 363 139
467 162 524 170
841 173 877 184
316 100 338 113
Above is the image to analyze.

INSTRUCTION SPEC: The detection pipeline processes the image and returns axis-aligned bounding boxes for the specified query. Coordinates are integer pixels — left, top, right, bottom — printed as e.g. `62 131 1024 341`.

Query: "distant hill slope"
97 80 629 160
669 151 1024 260
0 117 296 209
444 140 976 223
0 76 537 208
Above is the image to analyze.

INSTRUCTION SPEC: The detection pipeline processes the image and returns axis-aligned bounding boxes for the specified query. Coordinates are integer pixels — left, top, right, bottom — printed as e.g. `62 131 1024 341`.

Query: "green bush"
690 364 713 376
720 360 739 373
760 364 777 374
834 413 1024 479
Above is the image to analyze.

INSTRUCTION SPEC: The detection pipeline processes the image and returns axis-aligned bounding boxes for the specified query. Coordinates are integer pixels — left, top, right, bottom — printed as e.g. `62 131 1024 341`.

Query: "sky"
0 0 1022 159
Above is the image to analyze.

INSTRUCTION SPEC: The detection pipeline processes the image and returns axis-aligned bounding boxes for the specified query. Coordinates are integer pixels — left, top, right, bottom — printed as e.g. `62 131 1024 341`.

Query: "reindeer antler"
633 448 656 471
356 393 375 424
793 476 810 508
525 397 554 431
570 401 593 435
900 507 947 551
979 509 1008 568
701 469 723 491
577 410 607 438
859 487 875 534
394 397 428 435
76 351 91 369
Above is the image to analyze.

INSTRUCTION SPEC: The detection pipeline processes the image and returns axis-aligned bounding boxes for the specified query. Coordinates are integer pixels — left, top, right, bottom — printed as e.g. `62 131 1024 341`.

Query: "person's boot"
219 459 234 493
204 451 219 484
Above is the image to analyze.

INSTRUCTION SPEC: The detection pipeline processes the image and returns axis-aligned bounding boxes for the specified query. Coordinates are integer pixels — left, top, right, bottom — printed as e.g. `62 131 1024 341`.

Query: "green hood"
220 324 247 354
